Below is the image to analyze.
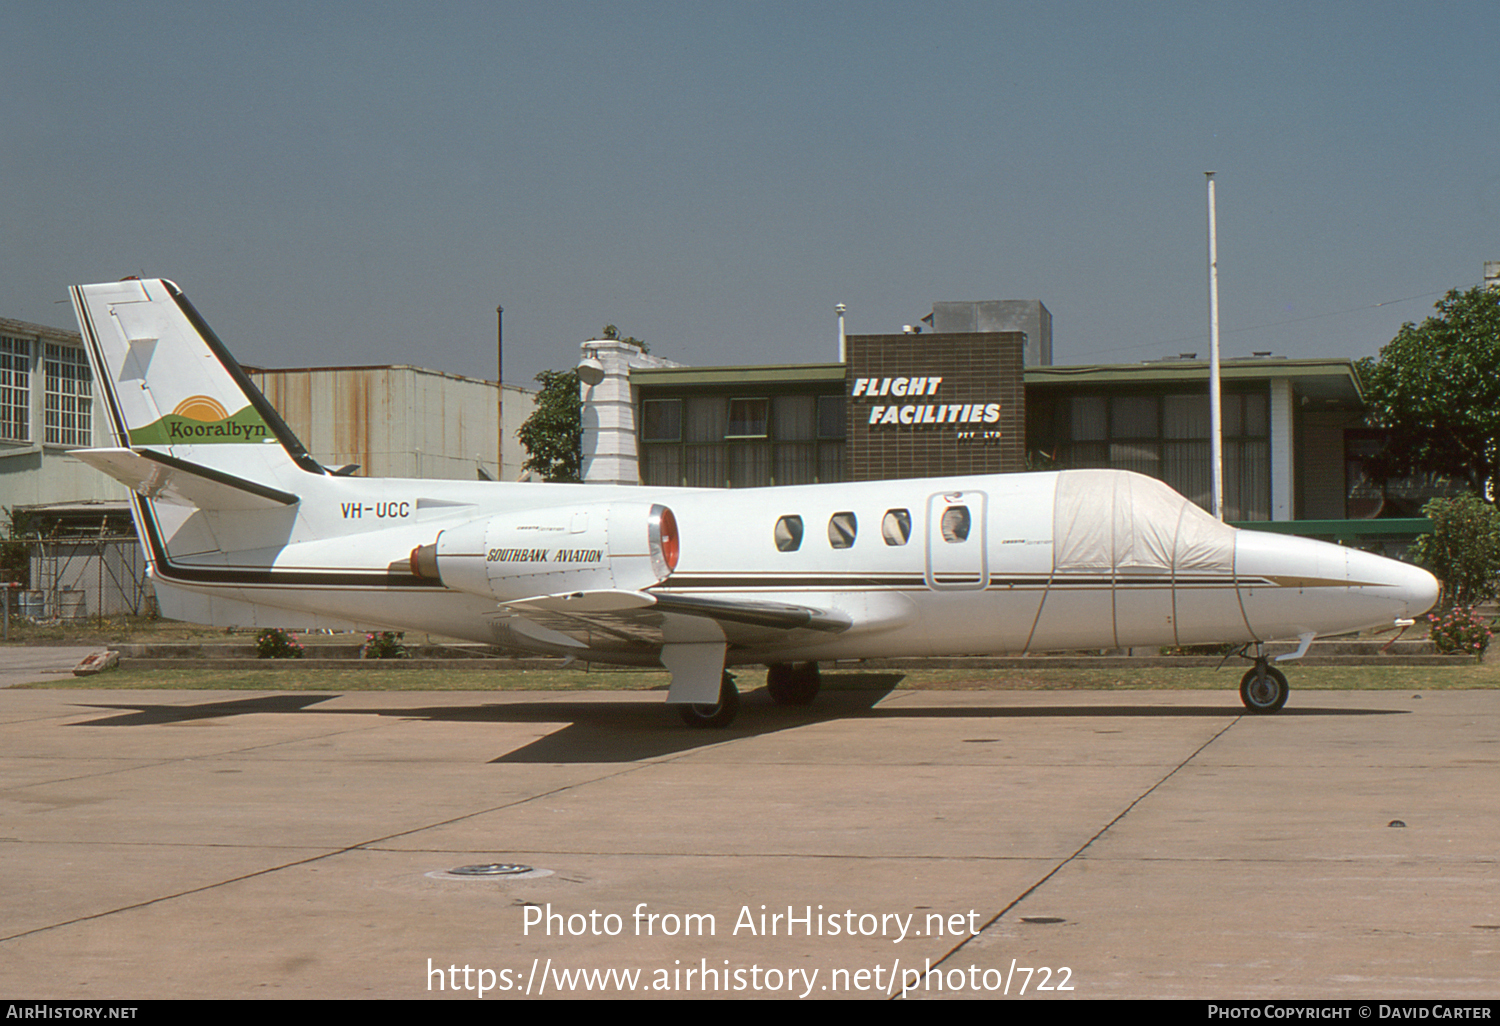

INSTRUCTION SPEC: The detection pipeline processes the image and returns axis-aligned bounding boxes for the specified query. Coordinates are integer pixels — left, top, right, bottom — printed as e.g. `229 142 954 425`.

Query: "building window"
0 335 31 443
1056 392 1270 521
726 398 769 438
817 395 845 439
642 399 682 441
728 443 770 487
682 396 727 487
772 395 815 485
44 344 92 447
640 390 846 488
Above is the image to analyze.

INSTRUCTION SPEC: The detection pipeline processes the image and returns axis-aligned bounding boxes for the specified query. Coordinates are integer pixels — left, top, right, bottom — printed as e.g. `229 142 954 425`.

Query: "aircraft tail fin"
69 278 322 478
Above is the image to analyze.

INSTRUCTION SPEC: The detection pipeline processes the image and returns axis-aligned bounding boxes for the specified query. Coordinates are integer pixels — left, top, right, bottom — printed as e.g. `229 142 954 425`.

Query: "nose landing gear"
1239 657 1289 714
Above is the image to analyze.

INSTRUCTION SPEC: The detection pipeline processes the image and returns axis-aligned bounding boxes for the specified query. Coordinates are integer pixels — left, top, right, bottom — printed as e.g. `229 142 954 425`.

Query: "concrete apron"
0 686 1496 1000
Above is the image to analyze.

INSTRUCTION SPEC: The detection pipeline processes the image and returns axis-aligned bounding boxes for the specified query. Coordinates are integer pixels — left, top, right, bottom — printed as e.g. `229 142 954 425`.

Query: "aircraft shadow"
66 679 901 764
65 674 1404 765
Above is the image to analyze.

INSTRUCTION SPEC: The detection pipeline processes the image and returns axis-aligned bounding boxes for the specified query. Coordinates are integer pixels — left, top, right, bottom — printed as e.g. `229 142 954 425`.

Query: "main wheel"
1239 664 1289 713
678 674 740 728
766 661 820 706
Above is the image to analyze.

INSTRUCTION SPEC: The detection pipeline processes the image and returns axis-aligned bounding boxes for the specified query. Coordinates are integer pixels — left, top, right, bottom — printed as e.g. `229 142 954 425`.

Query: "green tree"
2 507 32 589
1410 494 1500 609
1358 285 1500 497
517 368 582 482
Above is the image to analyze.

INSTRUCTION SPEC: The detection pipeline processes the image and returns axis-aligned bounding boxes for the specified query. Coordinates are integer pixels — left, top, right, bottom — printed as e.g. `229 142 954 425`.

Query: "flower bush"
361 631 408 659
1427 606 1492 661
255 628 303 659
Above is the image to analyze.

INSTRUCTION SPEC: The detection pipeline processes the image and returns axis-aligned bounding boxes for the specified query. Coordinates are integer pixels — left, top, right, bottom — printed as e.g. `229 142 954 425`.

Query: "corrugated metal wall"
249 366 535 481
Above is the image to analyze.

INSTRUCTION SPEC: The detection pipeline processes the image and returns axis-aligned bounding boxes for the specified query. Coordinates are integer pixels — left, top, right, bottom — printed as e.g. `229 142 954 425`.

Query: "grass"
10 614 1497 693
0 615 244 646
19 662 1500 692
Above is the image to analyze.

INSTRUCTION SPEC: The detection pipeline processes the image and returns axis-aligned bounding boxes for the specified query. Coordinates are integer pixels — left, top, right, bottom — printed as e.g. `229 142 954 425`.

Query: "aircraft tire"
1239 664 1289 714
767 662 820 706
678 674 740 728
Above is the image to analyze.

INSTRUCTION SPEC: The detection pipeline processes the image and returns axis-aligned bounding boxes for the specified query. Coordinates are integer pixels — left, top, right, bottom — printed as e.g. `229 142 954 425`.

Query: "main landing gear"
1238 656 1290 714
766 662 821 706
677 672 740 729
673 662 823 728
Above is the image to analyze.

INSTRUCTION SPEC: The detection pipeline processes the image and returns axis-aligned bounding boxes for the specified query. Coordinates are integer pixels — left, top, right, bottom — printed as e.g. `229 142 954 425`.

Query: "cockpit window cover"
1052 469 1235 574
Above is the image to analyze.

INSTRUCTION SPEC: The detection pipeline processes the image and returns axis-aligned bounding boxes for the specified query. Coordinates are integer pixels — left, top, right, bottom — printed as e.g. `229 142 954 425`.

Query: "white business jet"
69 279 1438 727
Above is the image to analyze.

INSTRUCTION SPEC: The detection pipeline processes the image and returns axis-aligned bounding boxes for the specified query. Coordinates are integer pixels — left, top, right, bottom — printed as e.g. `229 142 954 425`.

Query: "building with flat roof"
581 301 1383 526
1024 356 1366 522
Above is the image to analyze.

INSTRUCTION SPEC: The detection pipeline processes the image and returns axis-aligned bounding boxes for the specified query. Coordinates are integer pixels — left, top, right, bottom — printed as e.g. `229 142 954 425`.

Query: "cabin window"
940 506 970 543
774 515 804 552
828 511 857 549
881 509 911 546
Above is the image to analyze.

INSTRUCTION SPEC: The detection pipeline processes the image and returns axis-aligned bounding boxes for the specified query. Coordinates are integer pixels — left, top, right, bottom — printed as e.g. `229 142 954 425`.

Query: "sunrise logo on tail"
127 394 274 446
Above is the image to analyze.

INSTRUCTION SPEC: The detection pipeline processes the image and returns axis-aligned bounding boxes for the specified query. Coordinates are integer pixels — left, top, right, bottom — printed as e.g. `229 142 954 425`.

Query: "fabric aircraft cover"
1051 470 1236 575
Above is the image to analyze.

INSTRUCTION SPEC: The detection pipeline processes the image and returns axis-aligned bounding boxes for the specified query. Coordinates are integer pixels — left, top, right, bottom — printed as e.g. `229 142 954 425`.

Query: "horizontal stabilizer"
72 447 299 511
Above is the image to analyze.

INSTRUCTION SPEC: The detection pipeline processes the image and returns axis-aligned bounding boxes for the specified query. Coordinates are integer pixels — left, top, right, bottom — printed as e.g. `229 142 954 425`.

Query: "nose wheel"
1239 661 1289 714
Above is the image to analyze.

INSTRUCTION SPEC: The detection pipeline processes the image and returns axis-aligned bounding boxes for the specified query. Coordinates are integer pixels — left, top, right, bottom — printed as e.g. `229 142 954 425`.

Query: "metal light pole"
504 304 510 480
1205 172 1225 521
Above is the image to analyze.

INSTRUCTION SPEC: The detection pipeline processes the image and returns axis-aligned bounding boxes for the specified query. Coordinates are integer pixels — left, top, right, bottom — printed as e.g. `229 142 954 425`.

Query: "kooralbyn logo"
127 394 273 446
174 395 229 422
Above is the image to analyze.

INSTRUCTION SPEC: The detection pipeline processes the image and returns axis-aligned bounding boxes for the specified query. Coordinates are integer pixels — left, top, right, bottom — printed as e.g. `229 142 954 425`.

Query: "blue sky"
3 1 1496 386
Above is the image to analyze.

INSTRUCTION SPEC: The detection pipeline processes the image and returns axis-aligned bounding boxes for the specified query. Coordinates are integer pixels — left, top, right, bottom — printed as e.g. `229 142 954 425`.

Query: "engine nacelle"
409 502 678 603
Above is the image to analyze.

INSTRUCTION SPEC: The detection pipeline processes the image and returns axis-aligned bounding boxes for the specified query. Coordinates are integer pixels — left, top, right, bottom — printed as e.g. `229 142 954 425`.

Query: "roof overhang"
1025 358 1364 407
631 363 848 389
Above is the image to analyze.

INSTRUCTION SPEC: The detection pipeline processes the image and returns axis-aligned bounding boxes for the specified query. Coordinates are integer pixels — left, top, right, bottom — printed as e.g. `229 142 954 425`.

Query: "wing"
500 589 853 652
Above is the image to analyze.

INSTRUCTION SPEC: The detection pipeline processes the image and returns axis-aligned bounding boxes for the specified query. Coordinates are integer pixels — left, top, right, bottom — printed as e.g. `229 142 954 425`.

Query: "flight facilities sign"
844 332 1026 480
850 376 1004 434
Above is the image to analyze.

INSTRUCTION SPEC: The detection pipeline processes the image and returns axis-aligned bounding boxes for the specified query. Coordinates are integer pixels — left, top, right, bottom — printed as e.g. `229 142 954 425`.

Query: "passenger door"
925 491 987 590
